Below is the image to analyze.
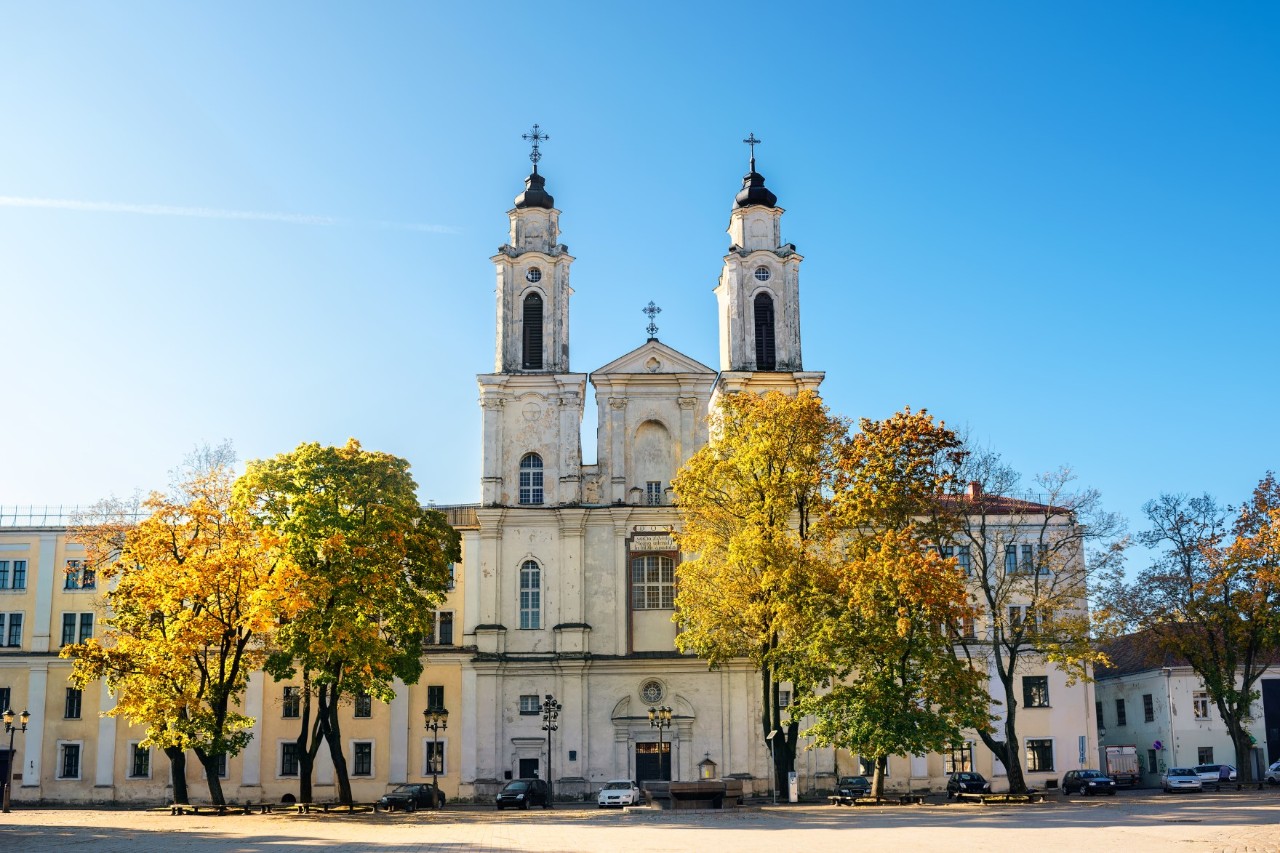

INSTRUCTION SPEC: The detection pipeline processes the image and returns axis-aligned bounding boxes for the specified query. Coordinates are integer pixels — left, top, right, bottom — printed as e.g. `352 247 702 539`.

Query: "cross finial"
642 301 662 340
743 132 761 172
522 124 550 173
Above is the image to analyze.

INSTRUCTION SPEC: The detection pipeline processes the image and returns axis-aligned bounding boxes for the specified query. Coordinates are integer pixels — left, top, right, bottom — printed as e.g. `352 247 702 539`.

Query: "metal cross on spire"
643 301 662 340
743 132 761 172
522 124 549 173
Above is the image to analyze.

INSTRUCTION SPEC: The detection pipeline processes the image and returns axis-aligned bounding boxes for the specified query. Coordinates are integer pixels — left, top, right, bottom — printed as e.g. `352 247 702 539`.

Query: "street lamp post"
422 706 449 809
3 708 30 814
648 705 672 781
540 694 561 808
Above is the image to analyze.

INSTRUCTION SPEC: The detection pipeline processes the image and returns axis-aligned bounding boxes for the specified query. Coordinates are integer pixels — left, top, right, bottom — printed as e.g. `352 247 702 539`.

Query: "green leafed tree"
235 439 460 804
672 390 847 796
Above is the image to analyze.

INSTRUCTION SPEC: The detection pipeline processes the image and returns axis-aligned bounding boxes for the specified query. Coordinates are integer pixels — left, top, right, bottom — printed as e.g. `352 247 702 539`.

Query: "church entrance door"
635 742 671 783
519 757 540 779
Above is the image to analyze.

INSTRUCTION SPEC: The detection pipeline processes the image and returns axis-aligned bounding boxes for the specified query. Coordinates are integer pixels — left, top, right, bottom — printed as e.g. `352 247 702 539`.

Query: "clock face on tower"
526 268 542 283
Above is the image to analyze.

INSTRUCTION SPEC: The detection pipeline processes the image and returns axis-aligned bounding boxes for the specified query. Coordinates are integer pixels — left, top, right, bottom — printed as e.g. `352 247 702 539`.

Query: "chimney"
966 481 982 499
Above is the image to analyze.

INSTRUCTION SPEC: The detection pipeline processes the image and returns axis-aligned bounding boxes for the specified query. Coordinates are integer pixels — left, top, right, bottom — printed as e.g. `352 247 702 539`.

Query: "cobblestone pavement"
1 789 1278 852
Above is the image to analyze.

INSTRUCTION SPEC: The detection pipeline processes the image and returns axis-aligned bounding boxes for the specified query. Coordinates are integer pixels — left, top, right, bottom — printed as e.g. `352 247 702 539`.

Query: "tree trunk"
193 748 226 806
321 684 353 805
871 755 888 798
759 657 797 798
1228 721 1255 784
165 747 190 805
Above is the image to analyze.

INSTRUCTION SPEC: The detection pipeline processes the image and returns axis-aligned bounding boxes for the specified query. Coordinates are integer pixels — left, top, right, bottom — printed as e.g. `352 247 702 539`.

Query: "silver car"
1161 767 1203 793
1265 760 1280 785
597 779 641 807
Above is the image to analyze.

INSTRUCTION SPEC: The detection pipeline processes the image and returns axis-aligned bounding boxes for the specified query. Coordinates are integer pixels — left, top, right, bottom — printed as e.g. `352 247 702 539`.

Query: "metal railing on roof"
0 505 148 528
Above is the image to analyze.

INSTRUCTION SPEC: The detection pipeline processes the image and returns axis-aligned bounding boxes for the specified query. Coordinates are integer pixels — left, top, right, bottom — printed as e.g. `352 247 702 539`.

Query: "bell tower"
478 127 586 506
714 133 824 396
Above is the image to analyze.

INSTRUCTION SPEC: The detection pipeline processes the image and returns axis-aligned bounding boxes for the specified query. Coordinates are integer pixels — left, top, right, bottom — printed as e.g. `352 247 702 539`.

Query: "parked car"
1265 760 1280 785
377 783 446 811
496 778 552 810
598 779 641 807
1194 764 1237 790
1161 767 1203 793
946 771 992 798
835 775 872 798
1061 769 1118 796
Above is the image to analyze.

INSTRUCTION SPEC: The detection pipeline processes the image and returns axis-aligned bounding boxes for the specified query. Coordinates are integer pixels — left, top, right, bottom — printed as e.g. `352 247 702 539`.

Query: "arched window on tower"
754 292 776 371
519 453 544 505
522 292 544 370
519 560 542 629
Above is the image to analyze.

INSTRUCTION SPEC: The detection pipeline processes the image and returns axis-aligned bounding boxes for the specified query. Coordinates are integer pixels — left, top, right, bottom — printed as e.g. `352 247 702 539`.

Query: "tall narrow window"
5 613 22 647
1143 694 1155 723
354 691 372 718
281 743 300 777
519 560 541 629
427 685 445 711
519 453 544 505
65 687 82 719
753 292 776 370
12 560 25 589
522 292 544 369
646 481 663 506
1115 698 1127 726
1004 545 1018 574
282 686 301 718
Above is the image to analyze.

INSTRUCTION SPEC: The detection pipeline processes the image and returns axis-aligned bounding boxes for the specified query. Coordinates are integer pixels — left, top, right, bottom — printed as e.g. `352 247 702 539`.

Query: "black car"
835 775 871 798
946 771 992 798
377 783 446 811
496 778 552 810
1061 769 1118 796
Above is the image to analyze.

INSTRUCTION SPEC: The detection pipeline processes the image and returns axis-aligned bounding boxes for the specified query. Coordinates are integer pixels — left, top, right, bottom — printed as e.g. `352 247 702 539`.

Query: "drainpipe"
1163 668 1176 767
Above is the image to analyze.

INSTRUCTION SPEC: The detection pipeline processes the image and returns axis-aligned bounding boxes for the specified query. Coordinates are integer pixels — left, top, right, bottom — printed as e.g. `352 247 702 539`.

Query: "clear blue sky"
2 2 1277 562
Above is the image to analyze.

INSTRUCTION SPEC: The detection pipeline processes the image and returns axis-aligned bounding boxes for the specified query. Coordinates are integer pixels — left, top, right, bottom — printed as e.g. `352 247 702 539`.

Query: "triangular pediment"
591 339 715 378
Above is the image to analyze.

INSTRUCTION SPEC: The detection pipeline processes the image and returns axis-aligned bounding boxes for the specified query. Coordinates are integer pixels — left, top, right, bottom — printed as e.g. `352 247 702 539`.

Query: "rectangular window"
1198 746 1214 764
1004 545 1018 574
62 613 77 647
945 742 974 773
4 612 23 647
646 481 662 506
354 692 372 718
1115 698 1127 726
130 743 151 778
956 546 971 576
959 613 977 640
282 686 301 718
64 560 96 590
59 743 81 779
1021 544 1035 573
1025 738 1054 772
1022 676 1050 708
352 741 373 776
1007 605 1024 629
1037 543 1051 575
215 753 228 779
12 560 26 589
446 563 456 591
426 685 445 711
435 611 454 645
65 687 82 719
1193 692 1210 720
1148 748 1158 774
280 743 300 777
1143 693 1155 723
778 689 791 709
519 694 539 715
0 687 10 714
631 555 675 610
0 561 7 589
79 613 93 643
61 613 94 646
1095 701 1104 729
425 739 446 775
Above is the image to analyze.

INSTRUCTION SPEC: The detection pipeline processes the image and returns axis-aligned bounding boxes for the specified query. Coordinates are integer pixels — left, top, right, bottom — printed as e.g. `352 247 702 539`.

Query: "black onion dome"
735 170 777 208
515 171 554 209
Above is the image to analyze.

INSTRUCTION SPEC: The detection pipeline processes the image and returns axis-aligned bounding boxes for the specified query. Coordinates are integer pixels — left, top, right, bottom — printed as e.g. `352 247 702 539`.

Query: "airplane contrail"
0 195 458 234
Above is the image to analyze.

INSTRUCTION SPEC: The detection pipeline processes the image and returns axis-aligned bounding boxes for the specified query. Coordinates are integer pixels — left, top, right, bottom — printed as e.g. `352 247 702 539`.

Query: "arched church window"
519 560 541 629
754 292 776 371
522 292 544 370
519 453 544 505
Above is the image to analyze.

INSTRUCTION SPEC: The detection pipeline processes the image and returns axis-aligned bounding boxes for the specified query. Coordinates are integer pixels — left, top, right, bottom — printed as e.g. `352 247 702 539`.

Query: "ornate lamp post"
540 694 561 807
3 708 30 813
422 706 449 808
648 705 673 781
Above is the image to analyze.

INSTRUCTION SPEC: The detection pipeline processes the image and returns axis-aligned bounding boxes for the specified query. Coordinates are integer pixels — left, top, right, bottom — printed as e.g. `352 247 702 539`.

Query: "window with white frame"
129 743 151 778
446 563 456 591
61 612 94 647
646 481 662 506
955 545 971 576
64 559 96 590
631 555 675 610
352 741 373 777
1 613 23 647
519 454 544 505
1192 692 1211 720
777 689 791 709
58 741 82 779
1004 545 1018 574
519 694 540 715
519 561 541 629
425 610 454 645
0 560 28 590
424 738 446 775
1025 738 1054 772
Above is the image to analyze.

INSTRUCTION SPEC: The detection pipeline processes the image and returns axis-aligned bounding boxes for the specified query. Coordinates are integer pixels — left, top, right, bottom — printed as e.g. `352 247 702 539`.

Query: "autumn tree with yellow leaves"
786 409 988 798
236 439 460 805
672 390 847 797
63 444 302 805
